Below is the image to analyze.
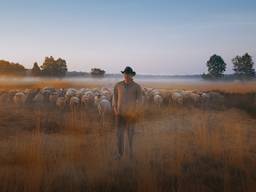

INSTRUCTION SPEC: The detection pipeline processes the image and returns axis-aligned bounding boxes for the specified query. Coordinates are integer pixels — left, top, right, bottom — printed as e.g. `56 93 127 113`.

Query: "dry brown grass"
0 107 255 192
0 78 101 90
0 80 256 192
142 81 256 93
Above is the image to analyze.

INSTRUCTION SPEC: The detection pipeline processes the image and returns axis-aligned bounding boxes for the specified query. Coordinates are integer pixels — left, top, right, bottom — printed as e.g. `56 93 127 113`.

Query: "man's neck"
124 79 133 84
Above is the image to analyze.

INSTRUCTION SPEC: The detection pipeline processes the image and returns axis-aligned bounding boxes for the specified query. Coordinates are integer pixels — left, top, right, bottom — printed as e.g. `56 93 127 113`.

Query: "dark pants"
115 114 136 158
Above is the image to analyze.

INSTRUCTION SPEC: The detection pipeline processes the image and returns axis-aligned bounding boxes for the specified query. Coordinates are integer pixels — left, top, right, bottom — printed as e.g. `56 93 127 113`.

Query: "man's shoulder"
114 81 124 88
133 81 142 89
114 80 141 89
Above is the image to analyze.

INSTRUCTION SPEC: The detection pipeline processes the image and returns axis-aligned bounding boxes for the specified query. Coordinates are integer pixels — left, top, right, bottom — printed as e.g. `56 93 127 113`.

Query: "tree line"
0 56 68 77
0 54 255 80
31 56 67 77
202 53 255 80
0 60 27 76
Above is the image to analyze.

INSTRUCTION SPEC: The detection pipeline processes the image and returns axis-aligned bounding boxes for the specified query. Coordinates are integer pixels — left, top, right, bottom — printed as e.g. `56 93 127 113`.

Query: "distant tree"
232 53 255 80
55 58 68 77
31 62 41 76
203 54 226 79
40 56 68 77
0 60 26 76
40 56 56 76
90 68 105 77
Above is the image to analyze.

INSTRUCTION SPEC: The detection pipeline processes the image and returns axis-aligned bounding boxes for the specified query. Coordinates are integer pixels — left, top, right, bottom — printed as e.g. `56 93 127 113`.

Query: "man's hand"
113 106 119 116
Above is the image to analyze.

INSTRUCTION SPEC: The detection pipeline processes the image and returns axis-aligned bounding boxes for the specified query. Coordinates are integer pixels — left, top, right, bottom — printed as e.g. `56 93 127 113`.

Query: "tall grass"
0 80 256 191
0 102 256 192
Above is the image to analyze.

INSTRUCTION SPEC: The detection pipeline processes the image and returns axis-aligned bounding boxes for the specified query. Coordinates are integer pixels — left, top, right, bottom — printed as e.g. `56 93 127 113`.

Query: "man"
112 66 143 159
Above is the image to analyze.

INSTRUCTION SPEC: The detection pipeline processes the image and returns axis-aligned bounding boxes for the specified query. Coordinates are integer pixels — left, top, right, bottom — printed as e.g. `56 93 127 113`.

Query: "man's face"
124 73 133 82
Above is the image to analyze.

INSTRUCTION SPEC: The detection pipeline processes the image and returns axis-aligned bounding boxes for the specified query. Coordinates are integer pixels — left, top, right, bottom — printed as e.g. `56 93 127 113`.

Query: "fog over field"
0 76 200 89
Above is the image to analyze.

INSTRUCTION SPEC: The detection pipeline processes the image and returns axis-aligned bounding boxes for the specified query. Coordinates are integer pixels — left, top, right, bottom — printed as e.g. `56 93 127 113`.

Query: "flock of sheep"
0 87 229 114
1 86 255 130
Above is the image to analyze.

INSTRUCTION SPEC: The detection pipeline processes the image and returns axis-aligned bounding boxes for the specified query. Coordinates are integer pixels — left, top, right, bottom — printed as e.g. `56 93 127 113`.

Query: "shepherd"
113 66 143 160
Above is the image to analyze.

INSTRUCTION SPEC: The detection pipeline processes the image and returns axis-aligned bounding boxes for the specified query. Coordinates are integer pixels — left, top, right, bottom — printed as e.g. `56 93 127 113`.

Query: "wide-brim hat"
121 66 136 76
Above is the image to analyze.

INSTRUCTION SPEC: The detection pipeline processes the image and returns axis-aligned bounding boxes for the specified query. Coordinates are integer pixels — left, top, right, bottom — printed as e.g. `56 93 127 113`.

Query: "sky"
0 0 256 75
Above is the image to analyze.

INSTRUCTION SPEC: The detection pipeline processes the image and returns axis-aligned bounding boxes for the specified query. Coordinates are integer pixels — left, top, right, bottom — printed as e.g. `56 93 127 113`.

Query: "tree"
90 68 105 77
55 58 68 77
40 56 68 77
204 54 226 79
31 62 41 76
232 53 255 80
0 60 26 76
41 56 56 76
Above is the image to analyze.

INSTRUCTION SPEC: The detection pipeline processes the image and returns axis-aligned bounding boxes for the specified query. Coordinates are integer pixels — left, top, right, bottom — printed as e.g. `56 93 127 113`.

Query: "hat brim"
121 71 136 76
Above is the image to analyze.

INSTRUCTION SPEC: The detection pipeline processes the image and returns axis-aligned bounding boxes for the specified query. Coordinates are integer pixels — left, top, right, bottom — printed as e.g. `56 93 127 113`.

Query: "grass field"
0 79 256 192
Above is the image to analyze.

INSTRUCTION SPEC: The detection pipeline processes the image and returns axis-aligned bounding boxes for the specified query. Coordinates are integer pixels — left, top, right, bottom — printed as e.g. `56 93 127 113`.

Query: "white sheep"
96 98 112 127
151 89 161 96
153 94 163 107
49 92 59 105
69 96 80 108
0 92 10 103
81 91 95 106
33 92 45 105
182 91 200 105
56 96 67 110
41 87 55 95
13 92 26 106
101 90 112 101
65 88 78 99
171 92 183 105
200 92 211 106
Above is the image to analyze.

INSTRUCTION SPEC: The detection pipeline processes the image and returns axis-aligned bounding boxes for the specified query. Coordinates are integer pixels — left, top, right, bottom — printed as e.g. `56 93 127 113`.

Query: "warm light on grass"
0 80 256 191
